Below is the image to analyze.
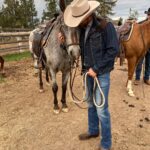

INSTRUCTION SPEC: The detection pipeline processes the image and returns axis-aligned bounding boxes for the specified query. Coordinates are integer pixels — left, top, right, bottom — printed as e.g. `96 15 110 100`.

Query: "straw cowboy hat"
145 8 150 15
64 0 100 27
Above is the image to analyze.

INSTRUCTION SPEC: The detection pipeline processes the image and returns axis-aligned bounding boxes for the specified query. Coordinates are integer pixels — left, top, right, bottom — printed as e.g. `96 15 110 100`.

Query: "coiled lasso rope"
83 72 105 108
68 66 105 108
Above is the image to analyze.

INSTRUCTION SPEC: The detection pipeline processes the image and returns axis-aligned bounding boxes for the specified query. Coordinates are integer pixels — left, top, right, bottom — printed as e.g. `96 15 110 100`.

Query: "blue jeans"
86 72 111 149
135 50 150 80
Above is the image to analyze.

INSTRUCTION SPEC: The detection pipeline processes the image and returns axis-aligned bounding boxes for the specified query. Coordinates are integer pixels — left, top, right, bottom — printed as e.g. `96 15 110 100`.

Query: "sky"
0 0 149 21
112 0 150 21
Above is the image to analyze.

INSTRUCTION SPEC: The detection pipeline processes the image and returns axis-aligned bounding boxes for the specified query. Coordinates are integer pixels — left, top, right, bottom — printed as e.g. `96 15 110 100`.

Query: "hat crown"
145 8 150 14
71 0 90 17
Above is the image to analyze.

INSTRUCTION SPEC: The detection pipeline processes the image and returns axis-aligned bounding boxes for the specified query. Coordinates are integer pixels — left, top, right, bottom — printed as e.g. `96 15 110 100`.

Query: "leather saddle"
117 22 134 41
116 22 135 66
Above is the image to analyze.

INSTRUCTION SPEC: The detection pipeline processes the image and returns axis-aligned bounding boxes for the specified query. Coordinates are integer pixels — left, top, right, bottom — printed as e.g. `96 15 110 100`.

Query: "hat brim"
64 1 100 27
145 11 150 14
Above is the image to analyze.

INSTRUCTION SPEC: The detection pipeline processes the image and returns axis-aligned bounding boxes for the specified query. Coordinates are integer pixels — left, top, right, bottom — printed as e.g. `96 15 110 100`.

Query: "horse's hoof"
53 105 60 114
46 82 51 86
62 104 69 113
53 109 60 114
39 89 44 93
128 92 135 97
62 107 69 113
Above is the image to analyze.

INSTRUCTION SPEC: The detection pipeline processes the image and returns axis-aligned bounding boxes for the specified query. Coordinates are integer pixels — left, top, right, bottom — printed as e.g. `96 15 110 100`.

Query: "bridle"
59 25 79 51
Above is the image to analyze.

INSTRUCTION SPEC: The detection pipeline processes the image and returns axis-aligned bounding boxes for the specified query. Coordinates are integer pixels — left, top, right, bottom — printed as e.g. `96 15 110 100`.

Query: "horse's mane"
138 19 147 24
55 13 64 26
138 19 148 24
140 19 150 29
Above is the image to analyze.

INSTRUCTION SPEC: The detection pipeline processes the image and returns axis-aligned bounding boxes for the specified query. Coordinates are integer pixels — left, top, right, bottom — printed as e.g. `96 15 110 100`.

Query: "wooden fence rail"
0 32 30 37
0 32 31 55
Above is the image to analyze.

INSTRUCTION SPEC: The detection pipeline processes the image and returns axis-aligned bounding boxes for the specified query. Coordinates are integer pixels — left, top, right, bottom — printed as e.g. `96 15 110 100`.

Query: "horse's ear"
59 0 66 12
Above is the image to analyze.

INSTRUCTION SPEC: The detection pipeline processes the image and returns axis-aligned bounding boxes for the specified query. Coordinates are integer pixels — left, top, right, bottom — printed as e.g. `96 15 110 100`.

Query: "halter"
59 25 79 51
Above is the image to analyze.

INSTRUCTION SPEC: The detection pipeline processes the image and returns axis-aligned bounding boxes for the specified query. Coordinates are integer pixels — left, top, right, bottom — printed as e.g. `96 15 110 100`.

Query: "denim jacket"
80 16 119 75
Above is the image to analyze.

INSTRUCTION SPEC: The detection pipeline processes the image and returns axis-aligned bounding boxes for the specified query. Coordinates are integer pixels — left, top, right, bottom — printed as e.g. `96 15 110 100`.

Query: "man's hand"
87 68 97 78
57 32 65 44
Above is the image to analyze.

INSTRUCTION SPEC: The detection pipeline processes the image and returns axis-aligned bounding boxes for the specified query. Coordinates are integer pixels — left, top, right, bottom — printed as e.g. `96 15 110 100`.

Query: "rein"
68 61 105 108
84 72 105 108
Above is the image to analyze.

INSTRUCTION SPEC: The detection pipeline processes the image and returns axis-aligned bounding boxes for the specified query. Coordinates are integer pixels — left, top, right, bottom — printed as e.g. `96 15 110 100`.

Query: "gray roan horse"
30 14 80 114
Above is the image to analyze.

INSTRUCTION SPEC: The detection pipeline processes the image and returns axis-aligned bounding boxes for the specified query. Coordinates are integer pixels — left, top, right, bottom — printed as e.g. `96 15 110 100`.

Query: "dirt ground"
0 58 150 150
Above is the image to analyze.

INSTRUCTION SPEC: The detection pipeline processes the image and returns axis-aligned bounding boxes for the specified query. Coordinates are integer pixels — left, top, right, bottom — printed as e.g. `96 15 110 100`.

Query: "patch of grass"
3 51 31 62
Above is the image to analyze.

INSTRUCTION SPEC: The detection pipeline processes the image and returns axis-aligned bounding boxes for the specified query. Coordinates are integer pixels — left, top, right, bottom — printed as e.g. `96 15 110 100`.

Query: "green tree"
18 0 39 28
0 0 39 28
0 0 20 28
96 0 117 17
42 0 72 21
128 8 139 20
41 0 117 21
42 0 57 21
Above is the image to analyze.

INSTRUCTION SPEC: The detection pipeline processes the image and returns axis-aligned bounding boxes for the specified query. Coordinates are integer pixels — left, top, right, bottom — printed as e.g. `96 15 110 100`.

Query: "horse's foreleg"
32 54 39 76
127 57 138 97
45 67 51 86
61 71 70 113
50 69 59 114
0 56 5 75
39 67 44 93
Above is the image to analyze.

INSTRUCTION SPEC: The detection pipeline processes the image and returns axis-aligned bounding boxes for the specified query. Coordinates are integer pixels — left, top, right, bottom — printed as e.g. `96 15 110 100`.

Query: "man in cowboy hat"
145 7 150 16
134 8 150 85
59 0 118 150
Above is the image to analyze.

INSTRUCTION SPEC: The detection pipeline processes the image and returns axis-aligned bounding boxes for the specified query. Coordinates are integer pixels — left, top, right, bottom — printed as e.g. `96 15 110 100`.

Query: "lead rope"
69 64 105 108
83 72 105 108
69 60 85 104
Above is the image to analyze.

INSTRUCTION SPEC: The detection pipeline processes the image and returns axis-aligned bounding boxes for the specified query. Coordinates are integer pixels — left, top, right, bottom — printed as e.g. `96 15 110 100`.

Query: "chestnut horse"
121 20 150 96
0 56 4 75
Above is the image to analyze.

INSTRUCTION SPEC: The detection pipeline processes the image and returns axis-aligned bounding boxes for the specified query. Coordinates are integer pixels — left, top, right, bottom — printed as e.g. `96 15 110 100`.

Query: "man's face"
79 15 93 28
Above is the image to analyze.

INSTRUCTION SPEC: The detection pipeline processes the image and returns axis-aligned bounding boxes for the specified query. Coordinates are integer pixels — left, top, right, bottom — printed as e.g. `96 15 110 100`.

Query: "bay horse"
0 56 4 75
121 20 150 96
29 14 80 114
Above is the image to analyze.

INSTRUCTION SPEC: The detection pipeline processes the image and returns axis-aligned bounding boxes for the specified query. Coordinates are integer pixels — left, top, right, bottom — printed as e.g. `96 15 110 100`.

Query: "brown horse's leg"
126 57 138 96
39 67 44 93
0 56 4 69
0 56 4 74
